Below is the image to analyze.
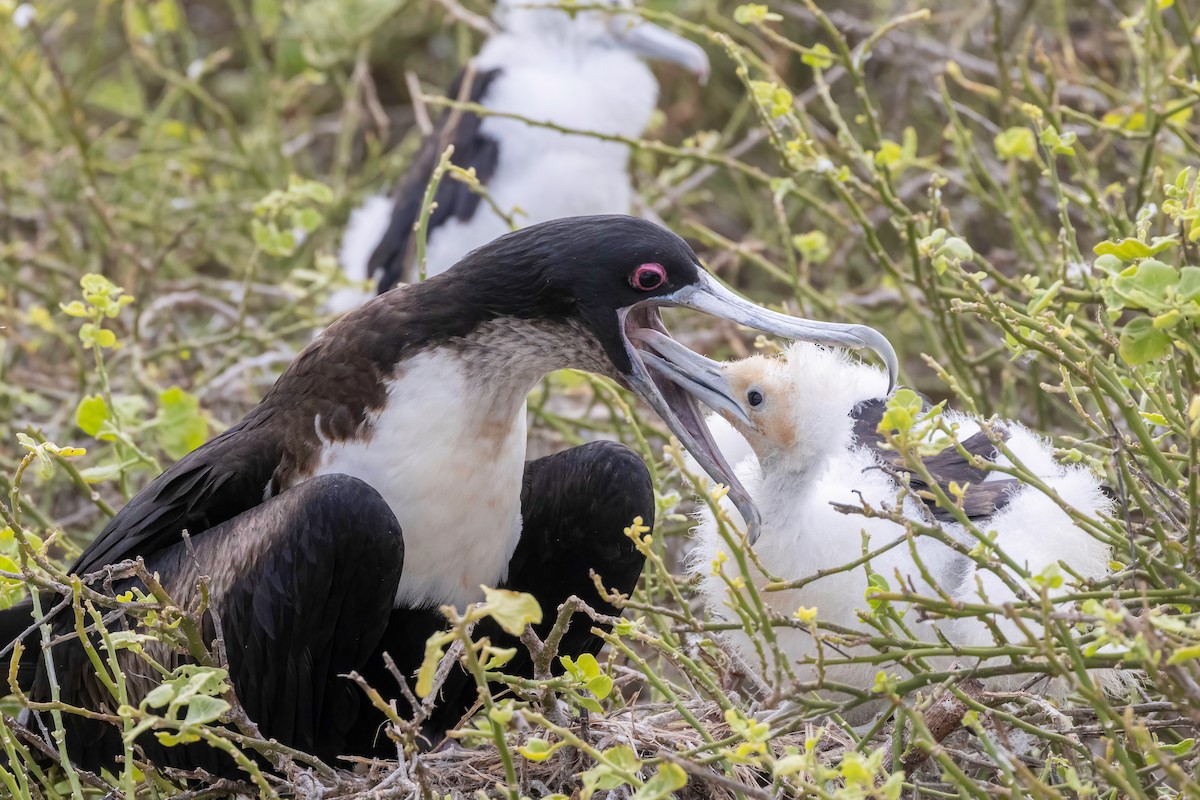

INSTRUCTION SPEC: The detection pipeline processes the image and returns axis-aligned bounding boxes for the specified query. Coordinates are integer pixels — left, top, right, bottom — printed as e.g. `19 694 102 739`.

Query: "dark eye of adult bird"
1 215 895 774
332 0 711 312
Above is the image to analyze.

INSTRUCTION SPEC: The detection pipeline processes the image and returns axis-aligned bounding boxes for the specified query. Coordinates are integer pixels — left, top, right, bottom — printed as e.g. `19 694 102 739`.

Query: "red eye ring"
630 262 667 291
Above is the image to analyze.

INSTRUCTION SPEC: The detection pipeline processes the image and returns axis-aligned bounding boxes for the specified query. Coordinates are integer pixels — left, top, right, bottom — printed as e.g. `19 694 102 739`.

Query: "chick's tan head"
714 344 889 474
717 354 798 459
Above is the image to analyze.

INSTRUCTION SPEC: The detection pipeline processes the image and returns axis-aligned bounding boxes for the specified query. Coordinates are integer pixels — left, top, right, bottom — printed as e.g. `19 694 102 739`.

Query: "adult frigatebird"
3 217 895 772
333 0 710 310
638 339 1132 718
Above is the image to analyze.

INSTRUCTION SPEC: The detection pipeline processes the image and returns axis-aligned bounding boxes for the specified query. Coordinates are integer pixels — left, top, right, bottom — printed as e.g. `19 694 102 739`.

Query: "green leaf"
632 764 687 800
1160 737 1194 755
1177 267 1200 302
581 745 642 800
155 730 201 747
76 395 111 438
415 631 454 698
733 4 781 24
878 389 923 435
251 218 275 250
59 300 90 318
1039 126 1076 156
292 207 323 233
802 43 833 70
1119 317 1173 365
773 753 810 777
518 736 565 762
155 387 209 459
1094 236 1178 260
482 646 517 670
1153 309 1182 329
576 696 603 713
575 652 603 680
183 695 229 725
1166 644 1200 665
480 586 542 635
792 230 830 263
1109 259 1181 311
143 683 176 709
865 573 890 610
841 751 875 786
994 127 1037 161
586 675 614 700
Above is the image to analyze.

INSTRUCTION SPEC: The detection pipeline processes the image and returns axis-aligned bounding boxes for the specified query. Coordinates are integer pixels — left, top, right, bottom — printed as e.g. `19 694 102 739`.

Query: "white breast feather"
312 352 527 609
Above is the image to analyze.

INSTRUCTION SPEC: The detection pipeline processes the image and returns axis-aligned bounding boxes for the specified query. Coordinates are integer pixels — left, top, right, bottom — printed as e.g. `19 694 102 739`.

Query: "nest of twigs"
287 700 840 799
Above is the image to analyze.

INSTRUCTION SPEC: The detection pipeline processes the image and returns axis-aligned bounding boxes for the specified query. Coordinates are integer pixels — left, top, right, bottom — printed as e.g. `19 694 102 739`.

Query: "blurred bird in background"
331 0 710 312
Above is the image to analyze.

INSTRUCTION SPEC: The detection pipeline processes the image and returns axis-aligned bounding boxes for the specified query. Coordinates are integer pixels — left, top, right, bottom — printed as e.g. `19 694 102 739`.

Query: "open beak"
619 268 898 545
611 16 710 82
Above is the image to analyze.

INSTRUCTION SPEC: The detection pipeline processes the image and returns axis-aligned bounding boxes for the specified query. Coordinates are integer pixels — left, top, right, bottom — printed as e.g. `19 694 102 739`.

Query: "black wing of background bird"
851 397 1019 522
367 66 504 293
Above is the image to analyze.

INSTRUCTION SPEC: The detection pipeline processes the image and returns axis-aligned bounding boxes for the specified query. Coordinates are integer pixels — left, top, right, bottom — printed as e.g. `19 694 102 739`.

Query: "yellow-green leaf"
480 586 542 635
76 395 111 438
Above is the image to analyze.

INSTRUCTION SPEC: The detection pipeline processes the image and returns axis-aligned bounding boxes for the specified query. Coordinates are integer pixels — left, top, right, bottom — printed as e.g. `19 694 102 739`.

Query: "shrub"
1 0 1198 796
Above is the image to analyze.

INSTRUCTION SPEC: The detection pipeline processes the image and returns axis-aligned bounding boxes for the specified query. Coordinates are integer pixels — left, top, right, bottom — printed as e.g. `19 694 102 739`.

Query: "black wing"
213 475 405 765
851 397 1019 522
367 67 504 293
69 415 283 578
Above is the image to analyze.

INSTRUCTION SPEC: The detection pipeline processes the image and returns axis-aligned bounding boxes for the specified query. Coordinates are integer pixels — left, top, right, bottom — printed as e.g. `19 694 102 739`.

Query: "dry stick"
4 715 112 792
405 70 434 136
432 0 499 35
660 751 774 800
885 677 989 773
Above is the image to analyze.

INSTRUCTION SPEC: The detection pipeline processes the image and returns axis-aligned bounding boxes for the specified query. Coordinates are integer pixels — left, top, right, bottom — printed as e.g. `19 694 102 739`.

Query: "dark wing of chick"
851 396 1019 522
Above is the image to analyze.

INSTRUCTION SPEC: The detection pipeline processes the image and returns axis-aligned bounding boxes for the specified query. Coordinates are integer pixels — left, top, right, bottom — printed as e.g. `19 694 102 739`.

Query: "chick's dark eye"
630 262 666 291
747 389 764 408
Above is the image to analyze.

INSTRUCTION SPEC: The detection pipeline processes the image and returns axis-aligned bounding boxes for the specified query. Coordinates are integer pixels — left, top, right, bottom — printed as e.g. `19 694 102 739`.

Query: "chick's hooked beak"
620 269 898 545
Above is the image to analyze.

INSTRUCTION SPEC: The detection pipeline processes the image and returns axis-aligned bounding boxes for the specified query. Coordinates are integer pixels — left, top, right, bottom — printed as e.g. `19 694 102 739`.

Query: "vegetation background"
2 0 1200 796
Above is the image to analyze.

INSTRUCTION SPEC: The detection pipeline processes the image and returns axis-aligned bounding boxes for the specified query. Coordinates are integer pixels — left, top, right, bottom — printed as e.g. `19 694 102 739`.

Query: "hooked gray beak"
618 267 898 545
672 271 899 388
611 16 710 81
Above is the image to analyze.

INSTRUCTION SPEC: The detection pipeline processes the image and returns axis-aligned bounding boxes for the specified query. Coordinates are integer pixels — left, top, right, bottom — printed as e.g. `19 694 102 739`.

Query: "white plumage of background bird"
332 0 709 312
671 343 1133 717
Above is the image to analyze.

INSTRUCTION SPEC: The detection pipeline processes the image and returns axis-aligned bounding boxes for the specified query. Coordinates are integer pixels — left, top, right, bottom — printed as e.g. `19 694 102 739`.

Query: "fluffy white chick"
669 343 1129 716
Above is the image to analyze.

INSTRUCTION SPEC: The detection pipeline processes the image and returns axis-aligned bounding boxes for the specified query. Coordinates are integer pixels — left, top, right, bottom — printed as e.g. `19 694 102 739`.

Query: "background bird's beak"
613 17 710 81
619 268 897 545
